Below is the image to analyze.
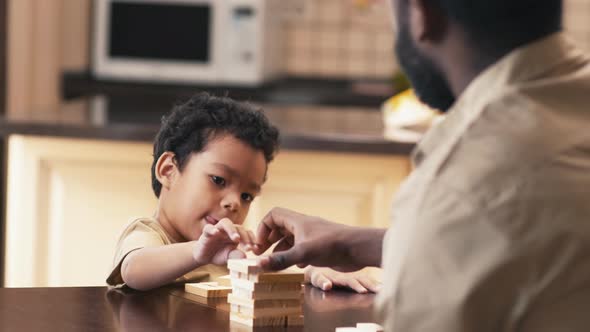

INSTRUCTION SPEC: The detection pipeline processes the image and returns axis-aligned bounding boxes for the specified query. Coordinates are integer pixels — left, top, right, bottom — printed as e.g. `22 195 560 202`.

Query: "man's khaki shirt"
376 33 590 331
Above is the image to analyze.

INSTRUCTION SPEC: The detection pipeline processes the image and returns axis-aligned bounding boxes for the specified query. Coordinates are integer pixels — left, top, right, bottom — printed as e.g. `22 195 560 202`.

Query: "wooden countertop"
0 96 415 155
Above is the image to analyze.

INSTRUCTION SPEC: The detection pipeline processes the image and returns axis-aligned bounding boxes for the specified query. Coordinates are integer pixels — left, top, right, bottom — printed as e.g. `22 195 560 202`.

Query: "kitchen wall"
284 0 397 79
564 0 590 49
5 0 590 115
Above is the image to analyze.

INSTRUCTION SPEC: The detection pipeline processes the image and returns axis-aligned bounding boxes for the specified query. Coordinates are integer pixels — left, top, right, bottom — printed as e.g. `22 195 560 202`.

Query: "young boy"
106 93 381 293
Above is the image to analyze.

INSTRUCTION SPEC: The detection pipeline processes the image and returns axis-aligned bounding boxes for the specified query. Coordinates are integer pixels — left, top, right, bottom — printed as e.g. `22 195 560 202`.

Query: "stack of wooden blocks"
227 258 305 328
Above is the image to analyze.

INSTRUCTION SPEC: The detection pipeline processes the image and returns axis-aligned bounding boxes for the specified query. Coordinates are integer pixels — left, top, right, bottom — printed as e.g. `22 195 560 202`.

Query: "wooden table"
0 285 378 331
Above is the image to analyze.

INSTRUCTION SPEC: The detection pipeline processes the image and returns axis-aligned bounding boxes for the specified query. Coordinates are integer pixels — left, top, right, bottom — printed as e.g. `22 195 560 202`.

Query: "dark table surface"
0 285 378 332
0 95 415 155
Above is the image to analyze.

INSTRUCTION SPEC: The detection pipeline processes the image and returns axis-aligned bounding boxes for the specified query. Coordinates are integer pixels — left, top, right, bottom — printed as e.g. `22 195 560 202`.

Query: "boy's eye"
210 176 226 187
241 193 254 202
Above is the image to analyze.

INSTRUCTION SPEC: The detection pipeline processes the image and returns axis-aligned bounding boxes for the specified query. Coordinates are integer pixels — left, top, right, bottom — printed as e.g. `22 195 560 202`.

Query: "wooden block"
227 259 262 275
287 315 305 326
230 303 303 318
232 286 303 300
228 293 302 309
230 312 303 327
185 282 232 298
231 277 302 292
356 323 384 332
230 270 304 283
216 275 232 287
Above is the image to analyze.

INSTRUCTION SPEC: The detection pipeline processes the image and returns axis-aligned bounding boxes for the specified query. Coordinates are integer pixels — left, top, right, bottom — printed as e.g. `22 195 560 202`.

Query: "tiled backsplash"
284 0 397 80
285 0 590 80
564 0 590 49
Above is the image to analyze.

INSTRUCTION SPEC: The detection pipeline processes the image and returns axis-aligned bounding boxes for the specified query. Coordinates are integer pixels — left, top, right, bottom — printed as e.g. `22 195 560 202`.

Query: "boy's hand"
305 266 382 294
192 218 256 266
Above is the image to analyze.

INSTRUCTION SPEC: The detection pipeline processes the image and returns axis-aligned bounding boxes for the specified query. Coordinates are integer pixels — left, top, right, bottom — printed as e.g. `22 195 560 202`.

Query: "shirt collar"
411 32 586 167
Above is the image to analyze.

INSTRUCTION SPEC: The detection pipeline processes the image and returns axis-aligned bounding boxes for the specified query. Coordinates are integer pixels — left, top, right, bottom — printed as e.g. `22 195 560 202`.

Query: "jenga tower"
227 258 305 327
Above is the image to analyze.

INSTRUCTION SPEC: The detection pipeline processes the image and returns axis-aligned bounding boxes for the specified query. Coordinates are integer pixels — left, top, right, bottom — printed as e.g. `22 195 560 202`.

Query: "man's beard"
395 22 456 112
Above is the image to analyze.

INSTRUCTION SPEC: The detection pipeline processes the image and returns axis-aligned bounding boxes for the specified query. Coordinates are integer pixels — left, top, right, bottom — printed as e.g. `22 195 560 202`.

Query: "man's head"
391 0 563 111
151 93 279 241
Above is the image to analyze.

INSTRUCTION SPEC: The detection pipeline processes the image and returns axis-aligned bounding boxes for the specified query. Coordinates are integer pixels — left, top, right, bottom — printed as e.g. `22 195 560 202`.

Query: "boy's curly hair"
151 93 280 198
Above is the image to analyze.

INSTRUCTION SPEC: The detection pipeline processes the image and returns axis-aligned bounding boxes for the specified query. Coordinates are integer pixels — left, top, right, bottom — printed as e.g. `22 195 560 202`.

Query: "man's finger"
256 208 296 245
273 235 294 253
261 246 305 271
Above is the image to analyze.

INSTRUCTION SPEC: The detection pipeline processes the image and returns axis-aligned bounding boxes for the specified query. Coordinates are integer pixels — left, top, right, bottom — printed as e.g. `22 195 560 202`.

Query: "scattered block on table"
232 286 302 300
228 293 302 309
335 328 361 332
216 275 232 287
356 322 384 332
230 303 303 318
231 277 302 292
185 282 231 298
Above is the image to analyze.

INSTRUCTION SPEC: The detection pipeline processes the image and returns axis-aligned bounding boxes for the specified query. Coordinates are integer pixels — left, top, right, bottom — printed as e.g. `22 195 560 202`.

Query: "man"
253 0 590 331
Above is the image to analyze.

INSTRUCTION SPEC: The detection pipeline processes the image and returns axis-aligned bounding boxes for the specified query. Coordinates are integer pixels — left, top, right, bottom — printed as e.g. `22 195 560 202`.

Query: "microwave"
92 0 284 85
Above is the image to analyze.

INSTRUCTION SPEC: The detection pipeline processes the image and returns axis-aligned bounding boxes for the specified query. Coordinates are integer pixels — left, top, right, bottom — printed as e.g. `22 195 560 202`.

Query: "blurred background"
0 0 587 288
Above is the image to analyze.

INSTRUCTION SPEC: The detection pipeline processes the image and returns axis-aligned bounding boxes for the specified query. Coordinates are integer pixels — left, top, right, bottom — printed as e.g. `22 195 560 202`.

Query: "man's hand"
306 266 383 293
253 207 386 271
193 218 255 266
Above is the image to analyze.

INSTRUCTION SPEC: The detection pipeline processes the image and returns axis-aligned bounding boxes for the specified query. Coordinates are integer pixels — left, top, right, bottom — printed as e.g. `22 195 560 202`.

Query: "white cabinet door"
4 135 156 287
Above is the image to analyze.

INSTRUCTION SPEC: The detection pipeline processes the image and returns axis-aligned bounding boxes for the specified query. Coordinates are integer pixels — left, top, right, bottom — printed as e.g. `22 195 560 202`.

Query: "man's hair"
429 0 562 56
151 93 280 197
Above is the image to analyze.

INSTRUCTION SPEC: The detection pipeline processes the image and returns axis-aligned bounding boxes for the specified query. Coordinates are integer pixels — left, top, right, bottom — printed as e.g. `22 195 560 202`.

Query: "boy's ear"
155 152 179 191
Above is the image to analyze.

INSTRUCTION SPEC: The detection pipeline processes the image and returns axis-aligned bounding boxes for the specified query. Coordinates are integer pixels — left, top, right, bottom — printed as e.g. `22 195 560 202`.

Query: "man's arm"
253 207 386 271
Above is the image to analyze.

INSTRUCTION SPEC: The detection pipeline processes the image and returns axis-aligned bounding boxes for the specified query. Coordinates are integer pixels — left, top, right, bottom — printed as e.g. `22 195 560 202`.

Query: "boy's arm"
121 219 254 291
121 241 198 291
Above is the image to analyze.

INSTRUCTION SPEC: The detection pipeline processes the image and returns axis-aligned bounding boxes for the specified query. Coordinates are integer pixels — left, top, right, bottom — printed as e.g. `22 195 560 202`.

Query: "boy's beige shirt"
376 33 590 331
106 217 228 288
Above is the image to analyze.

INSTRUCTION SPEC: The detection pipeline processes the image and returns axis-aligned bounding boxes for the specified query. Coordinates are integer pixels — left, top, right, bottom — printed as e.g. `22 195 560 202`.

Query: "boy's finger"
202 224 220 238
311 272 333 291
344 279 368 294
217 218 240 242
243 230 257 250
358 277 381 293
227 248 246 260
236 227 254 251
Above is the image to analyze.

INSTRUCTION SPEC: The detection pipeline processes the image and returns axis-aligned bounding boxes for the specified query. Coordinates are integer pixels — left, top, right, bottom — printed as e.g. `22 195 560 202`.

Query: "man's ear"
408 0 447 43
155 152 179 191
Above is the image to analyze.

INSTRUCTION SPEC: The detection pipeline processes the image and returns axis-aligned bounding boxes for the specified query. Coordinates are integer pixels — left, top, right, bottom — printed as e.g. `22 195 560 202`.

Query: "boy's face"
161 134 267 242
